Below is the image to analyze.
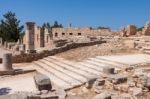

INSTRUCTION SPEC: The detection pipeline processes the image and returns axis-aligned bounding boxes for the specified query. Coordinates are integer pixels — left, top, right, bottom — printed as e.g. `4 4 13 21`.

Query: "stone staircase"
31 56 125 90
135 40 150 54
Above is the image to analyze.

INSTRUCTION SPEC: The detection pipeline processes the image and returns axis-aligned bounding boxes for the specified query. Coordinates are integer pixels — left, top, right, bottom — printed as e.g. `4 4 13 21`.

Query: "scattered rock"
34 74 52 91
129 87 142 96
113 84 129 92
85 77 97 89
103 67 115 74
110 74 127 84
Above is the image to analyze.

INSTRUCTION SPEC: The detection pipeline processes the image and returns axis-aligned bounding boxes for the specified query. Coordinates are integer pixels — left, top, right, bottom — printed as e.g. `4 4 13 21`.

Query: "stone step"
144 51 150 54
77 61 104 71
34 61 81 87
31 64 71 90
95 57 126 68
88 58 123 69
142 47 150 50
40 59 87 83
49 56 99 77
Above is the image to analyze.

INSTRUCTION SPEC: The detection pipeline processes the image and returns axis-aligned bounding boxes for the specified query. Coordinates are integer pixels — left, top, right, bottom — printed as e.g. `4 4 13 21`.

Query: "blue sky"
0 0 150 30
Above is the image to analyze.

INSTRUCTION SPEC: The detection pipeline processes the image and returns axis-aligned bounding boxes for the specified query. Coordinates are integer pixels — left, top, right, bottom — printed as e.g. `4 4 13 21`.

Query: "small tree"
42 22 51 29
137 27 144 32
0 11 24 42
51 21 63 28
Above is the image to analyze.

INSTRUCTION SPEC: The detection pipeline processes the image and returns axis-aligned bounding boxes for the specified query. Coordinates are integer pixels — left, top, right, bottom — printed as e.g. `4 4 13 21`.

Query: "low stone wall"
12 40 106 63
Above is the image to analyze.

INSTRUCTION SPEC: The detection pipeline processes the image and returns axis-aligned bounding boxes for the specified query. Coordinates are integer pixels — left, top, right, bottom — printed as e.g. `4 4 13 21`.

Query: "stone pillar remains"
126 25 137 36
142 22 150 35
19 44 25 51
25 22 36 53
0 38 3 46
1 53 13 71
4 41 8 48
19 44 25 54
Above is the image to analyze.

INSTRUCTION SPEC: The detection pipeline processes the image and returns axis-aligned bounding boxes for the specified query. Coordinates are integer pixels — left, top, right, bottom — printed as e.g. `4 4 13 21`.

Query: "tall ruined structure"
23 22 111 50
126 25 137 36
142 22 150 35
25 22 35 51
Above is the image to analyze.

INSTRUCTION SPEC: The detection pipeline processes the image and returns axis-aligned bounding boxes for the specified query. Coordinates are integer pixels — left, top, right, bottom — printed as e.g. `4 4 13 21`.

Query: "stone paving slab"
0 72 37 94
98 54 150 65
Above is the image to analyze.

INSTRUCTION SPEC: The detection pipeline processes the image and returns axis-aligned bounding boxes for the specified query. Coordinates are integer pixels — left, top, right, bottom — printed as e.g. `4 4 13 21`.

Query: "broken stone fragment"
110 74 127 84
34 74 52 91
128 87 142 96
127 79 135 87
85 77 97 89
94 78 105 86
27 95 41 99
120 93 132 99
103 66 115 74
143 76 150 90
113 84 129 93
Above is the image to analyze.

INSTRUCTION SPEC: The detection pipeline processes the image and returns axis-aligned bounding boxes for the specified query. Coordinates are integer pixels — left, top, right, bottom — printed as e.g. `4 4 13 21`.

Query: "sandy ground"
0 72 37 95
55 43 141 62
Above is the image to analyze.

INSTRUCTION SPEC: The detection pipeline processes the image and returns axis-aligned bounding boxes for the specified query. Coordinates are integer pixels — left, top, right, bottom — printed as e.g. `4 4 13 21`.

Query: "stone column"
25 22 36 53
126 25 137 36
19 44 25 54
0 38 2 46
2 53 13 71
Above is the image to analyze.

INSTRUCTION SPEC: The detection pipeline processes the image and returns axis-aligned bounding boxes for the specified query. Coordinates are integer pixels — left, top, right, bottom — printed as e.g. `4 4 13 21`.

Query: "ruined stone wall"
11 40 106 63
44 28 52 48
126 25 137 36
142 22 150 35
34 26 45 49
52 28 111 39
22 22 112 50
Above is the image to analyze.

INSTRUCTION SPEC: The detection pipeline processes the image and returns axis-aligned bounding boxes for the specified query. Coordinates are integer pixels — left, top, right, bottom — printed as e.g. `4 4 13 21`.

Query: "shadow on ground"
0 87 12 95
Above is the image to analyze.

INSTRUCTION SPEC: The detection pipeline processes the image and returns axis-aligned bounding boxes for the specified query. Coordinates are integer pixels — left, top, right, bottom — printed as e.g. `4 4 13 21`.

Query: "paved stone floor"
98 54 150 65
1 54 150 94
31 54 150 90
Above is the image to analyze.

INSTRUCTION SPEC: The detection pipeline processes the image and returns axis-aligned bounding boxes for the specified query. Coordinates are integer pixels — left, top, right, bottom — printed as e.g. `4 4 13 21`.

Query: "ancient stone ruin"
142 22 150 35
0 21 150 99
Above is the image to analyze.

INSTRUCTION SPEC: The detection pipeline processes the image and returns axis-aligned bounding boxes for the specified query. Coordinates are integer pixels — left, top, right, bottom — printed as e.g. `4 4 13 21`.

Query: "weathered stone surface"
128 87 142 96
27 95 41 99
93 91 111 99
142 22 150 35
1 53 13 71
94 78 105 86
34 74 52 91
143 76 150 89
85 78 97 89
113 84 129 92
123 40 135 49
126 25 137 36
103 67 115 74
120 93 132 99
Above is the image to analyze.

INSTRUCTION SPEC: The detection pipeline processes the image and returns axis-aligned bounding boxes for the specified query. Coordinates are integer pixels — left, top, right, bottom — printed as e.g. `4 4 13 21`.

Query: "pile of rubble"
83 65 150 99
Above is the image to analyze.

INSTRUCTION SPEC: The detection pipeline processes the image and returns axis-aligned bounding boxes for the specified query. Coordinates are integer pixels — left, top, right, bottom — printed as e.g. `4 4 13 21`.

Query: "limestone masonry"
22 22 150 51
23 22 111 50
